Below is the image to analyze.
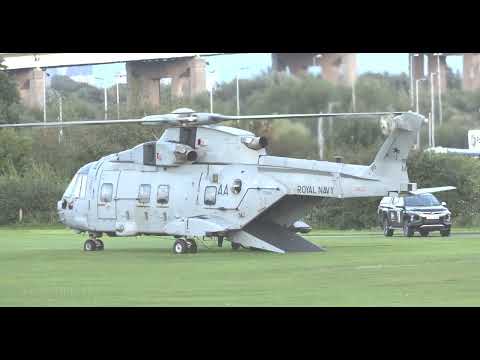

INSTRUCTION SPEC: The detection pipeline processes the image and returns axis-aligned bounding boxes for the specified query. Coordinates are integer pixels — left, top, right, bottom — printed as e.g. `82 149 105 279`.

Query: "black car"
377 193 452 237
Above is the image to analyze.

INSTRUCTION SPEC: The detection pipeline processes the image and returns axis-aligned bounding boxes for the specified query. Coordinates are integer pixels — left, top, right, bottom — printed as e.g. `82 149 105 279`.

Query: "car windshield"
404 193 440 207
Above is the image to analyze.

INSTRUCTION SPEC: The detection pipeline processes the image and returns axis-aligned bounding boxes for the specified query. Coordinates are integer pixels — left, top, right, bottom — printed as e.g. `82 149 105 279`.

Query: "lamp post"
415 77 427 148
115 73 126 119
410 53 420 109
434 53 443 125
208 69 216 113
50 89 63 143
430 72 437 148
95 77 108 120
42 69 50 127
236 67 249 117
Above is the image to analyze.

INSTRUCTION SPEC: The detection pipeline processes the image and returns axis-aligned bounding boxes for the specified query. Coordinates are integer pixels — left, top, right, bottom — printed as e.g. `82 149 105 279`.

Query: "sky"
48 53 465 89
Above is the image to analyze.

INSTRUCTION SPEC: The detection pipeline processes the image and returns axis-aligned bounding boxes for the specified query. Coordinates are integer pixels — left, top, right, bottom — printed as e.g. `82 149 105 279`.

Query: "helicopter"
0 108 427 254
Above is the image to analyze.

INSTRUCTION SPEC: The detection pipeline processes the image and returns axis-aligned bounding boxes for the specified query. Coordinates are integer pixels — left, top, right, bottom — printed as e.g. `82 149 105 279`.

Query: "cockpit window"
405 193 440 207
64 174 79 198
72 174 88 199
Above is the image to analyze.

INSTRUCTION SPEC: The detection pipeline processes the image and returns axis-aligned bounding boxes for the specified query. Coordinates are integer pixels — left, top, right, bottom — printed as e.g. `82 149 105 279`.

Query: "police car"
378 193 452 237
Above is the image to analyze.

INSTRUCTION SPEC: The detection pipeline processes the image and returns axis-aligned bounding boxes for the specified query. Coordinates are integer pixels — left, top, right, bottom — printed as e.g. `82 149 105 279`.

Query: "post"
210 87 213 113
58 95 63 143
430 72 436 149
318 116 324 160
116 81 120 119
43 70 47 126
236 74 240 117
410 54 414 109
104 84 108 120
436 54 443 125
351 79 356 112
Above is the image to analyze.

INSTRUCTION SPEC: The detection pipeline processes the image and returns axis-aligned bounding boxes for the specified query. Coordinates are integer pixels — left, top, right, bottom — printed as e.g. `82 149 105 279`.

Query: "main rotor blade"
0 111 407 129
0 118 149 128
213 112 405 121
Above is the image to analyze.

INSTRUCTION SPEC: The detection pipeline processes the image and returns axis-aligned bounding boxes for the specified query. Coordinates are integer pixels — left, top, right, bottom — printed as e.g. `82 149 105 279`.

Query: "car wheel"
440 229 451 237
419 231 429 237
403 224 414 237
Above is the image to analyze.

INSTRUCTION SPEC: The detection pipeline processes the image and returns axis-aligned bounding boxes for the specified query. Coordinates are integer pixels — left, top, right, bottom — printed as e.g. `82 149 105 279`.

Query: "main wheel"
231 242 241 251
383 218 394 237
440 229 451 237
403 224 414 237
173 239 189 254
419 230 429 237
186 239 198 253
84 239 97 252
94 239 104 250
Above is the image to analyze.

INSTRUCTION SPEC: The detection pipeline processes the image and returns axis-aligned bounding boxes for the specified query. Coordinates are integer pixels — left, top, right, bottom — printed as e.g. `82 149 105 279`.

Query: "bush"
0 164 67 225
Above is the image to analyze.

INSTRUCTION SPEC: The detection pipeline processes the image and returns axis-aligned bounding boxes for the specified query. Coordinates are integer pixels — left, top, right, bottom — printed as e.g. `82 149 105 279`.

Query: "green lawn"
1 227 480 306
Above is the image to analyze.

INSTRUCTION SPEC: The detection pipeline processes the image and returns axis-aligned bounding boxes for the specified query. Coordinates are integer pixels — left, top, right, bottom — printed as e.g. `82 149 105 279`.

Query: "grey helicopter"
0 108 430 254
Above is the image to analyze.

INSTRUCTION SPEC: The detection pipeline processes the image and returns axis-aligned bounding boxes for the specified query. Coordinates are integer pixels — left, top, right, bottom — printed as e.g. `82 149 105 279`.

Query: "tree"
0 57 21 124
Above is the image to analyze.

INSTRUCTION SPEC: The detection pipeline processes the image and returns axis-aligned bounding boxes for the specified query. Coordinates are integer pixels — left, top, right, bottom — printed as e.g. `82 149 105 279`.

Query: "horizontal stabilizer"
409 186 456 195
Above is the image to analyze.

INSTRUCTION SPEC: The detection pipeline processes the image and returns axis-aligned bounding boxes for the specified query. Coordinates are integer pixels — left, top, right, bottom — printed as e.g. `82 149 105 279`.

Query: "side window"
138 184 151 204
157 185 170 205
100 183 113 203
204 186 217 205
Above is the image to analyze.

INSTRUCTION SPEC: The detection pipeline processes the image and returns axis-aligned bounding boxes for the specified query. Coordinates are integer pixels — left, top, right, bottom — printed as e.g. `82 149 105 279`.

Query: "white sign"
468 130 480 150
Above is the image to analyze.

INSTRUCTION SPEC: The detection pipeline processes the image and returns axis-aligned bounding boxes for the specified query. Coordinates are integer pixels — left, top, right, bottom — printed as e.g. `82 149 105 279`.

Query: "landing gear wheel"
94 239 104 250
186 239 198 253
383 218 394 237
403 224 414 237
441 230 451 237
84 239 97 252
419 231 429 237
173 239 189 254
231 242 241 251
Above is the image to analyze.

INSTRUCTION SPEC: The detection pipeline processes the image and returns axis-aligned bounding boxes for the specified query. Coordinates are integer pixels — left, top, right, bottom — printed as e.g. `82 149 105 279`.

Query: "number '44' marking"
217 184 229 196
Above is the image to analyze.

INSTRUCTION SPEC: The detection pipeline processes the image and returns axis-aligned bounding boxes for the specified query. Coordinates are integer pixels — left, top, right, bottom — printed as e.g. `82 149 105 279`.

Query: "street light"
433 53 443 125
51 89 63 143
115 73 126 119
208 69 216 113
41 69 50 127
410 53 420 109
236 67 249 117
430 72 437 148
415 77 427 148
95 77 108 120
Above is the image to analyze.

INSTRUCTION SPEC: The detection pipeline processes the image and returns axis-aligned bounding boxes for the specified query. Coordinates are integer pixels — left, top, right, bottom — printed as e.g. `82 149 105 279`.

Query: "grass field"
1 226 480 306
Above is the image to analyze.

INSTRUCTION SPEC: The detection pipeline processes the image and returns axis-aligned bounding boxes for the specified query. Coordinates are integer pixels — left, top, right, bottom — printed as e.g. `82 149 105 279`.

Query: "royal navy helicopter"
0 108 427 254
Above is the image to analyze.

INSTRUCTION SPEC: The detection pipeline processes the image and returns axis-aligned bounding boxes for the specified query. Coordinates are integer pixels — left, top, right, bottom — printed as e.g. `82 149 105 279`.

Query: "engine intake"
174 144 198 163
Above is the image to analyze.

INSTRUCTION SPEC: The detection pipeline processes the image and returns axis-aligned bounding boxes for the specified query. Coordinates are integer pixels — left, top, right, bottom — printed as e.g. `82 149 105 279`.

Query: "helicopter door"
97 170 120 220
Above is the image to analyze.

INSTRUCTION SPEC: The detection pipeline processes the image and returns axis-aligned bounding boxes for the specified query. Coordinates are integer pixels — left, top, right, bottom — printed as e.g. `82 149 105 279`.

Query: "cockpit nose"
57 199 66 223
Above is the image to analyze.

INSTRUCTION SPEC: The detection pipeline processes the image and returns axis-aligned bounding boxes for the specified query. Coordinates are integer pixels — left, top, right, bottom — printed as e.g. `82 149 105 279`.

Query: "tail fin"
368 112 426 184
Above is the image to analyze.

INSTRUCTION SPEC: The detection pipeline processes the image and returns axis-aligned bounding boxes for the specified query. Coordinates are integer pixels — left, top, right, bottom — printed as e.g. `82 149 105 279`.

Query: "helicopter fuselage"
57 114 422 253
